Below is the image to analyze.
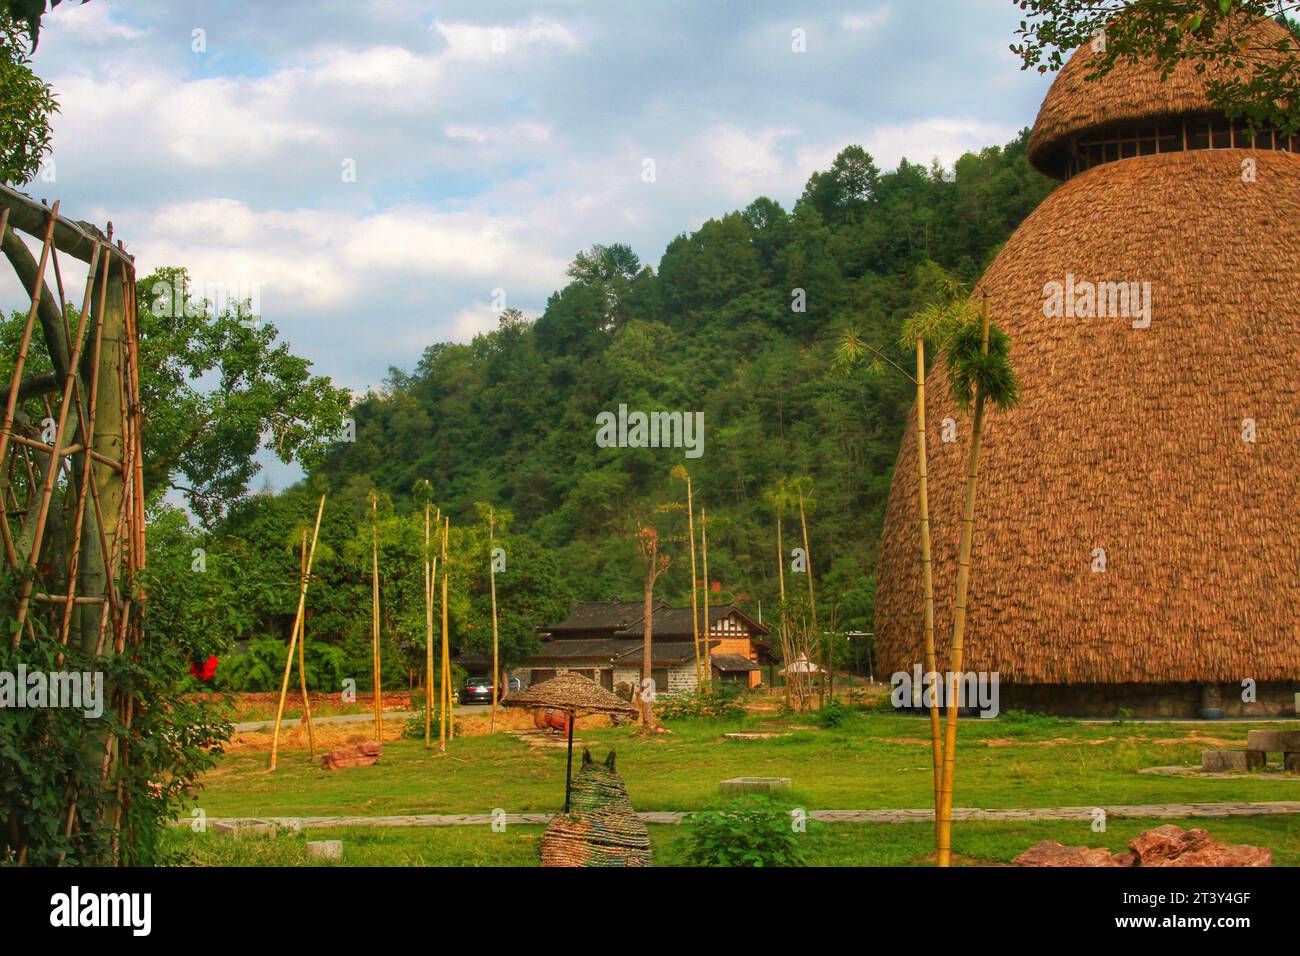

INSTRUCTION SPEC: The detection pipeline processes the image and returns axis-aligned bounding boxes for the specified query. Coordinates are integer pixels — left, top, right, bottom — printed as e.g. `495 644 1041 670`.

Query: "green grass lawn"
163 815 1300 867
193 708 1300 820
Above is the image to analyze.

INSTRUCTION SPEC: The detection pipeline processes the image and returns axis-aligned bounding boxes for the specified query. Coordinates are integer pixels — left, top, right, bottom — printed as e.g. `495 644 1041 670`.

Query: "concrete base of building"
997 681 1300 719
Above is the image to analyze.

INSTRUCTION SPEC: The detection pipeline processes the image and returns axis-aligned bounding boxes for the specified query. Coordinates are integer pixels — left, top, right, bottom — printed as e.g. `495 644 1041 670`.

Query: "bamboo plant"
934 291 1019 866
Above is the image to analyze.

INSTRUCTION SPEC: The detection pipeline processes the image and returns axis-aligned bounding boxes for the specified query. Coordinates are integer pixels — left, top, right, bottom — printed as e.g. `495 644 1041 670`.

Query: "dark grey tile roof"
546 600 667 633
711 653 761 672
613 604 769 638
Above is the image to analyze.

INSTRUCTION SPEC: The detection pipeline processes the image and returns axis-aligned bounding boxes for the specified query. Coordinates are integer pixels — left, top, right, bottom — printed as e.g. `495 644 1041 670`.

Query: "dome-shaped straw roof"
503 672 639 715
1028 15 1295 177
875 147 1300 688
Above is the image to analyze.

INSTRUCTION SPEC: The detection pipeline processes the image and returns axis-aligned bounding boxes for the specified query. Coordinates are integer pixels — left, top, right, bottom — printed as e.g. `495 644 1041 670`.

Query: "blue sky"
4 0 1053 490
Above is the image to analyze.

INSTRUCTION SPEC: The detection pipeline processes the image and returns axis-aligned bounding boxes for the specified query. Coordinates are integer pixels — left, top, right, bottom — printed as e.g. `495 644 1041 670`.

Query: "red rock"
1014 841 1134 867
1129 824 1215 864
321 741 382 770
1142 843 1271 868
1015 825 1270 868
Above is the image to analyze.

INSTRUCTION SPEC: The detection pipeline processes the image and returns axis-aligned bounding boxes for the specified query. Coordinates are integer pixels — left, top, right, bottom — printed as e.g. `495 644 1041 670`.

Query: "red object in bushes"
190 656 219 681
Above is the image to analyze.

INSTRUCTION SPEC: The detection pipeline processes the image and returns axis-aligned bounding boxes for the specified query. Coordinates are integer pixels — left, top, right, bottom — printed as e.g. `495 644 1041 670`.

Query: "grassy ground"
192 707 1300 820
164 815 1300 867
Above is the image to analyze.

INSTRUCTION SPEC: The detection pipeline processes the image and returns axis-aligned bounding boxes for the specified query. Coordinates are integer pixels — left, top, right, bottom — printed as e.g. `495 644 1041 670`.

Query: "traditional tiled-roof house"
522 600 771 695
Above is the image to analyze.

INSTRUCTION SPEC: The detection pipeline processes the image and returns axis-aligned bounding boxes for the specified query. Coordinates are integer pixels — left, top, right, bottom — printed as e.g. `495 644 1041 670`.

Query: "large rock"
1245 730 1300 752
1015 825 1270 868
1201 749 1265 772
321 740 381 770
1014 842 1134 867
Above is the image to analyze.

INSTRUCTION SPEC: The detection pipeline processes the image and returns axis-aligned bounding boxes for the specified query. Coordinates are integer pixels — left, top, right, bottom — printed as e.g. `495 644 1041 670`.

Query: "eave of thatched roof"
502 672 638 715
1028 15 1294 178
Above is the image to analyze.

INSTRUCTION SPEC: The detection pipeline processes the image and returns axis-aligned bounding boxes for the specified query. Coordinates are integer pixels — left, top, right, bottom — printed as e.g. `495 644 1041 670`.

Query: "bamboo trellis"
0 184 145 865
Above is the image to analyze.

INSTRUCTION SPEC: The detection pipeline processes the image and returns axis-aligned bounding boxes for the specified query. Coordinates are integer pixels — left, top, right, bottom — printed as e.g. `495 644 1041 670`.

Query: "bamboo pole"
775 506 791 710
424 503 435 748
685 474 701 694
796 488 821 705
270 495 326 771
439 515 450 752
936 292 991 867
488 511 500 733
916 337 942 832
297 528 316 761
700 508 711 684
370 492 382 740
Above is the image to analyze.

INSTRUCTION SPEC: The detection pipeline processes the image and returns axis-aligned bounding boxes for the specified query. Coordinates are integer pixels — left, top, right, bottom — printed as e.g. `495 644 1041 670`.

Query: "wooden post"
297 528 316 761
563 705 576 813
270 495 326 770
439 515 450 752
685 474 701 694
424 503 435 748
370 492 382 740
488 512 500 733
700 508 711 685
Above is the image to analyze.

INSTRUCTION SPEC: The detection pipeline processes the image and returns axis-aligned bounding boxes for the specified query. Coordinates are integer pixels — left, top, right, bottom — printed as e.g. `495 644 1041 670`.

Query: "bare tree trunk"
370 494 383 740
642 562 655 728
796 491 821 706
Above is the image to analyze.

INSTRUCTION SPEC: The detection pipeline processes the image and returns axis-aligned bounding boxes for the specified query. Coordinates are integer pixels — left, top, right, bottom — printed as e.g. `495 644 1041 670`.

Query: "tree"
137 268 350 525
837 260 978 835
0 14 56 183
1012 1 1300 134
0 1 89 47
636 522 669 726
934 293 1020 867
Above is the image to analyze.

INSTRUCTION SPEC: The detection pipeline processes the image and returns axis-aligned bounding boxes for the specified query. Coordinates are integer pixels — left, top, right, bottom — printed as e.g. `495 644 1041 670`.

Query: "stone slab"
1201 750 1266 773
212 819 277 841
1246 730 1300 752
720 776 791 795
306 839 342 862
1287 753 1300 775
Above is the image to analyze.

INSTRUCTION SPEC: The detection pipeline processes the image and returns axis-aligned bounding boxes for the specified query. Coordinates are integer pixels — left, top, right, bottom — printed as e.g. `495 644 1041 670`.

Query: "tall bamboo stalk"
424 503 435 748
488 511 500 733
297 527 316 761
774 505 792 710
684 473 701 693
439 515 450 752
916 338 942 828
699 507 711 684
936 293 991 867
370 492 383 740
796 487 822 705
269 495 326 771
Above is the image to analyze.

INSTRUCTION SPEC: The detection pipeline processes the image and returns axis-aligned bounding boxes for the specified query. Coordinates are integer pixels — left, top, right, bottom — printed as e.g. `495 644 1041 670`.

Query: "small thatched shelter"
503 673 638 810
875 16 1300 718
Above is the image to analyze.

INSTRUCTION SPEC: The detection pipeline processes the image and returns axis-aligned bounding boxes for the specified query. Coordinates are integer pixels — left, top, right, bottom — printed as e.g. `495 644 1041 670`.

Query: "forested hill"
310 133 1055 633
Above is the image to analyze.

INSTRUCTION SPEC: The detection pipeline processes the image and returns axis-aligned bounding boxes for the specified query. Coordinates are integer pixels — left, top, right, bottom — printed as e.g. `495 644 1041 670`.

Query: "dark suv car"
462 675 521 704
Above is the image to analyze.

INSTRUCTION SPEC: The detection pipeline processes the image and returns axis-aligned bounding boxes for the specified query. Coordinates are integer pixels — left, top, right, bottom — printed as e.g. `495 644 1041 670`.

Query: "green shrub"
816 698 852 727
672 797 822 867
657 685 745 719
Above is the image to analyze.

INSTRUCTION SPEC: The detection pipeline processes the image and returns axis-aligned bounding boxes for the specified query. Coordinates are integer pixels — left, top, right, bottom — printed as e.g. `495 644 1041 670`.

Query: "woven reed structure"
875 18 1300 717
540 749 651 867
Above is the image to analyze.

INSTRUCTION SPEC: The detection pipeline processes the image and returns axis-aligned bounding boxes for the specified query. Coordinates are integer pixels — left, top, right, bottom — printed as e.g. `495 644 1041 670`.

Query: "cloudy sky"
5 0 1052 487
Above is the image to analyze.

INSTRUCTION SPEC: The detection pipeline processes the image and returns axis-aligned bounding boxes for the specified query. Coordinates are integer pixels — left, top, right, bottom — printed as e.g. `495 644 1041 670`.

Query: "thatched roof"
503 672 639 715
1028 16 1294 178
875 142 1300 684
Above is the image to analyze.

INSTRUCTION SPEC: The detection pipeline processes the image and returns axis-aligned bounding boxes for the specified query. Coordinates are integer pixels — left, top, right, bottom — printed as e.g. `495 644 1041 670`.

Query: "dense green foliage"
290 136 1053 656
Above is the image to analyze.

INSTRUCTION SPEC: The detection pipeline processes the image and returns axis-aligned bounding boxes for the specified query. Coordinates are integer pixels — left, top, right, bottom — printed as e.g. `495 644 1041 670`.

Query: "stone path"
195 800 1300 829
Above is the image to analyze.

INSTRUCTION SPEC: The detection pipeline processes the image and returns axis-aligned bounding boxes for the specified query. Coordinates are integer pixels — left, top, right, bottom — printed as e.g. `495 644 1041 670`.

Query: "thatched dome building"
875 18 1300 717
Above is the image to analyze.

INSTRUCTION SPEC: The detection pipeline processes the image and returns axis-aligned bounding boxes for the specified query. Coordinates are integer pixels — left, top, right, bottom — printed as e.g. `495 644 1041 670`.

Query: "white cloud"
432 16 582 61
